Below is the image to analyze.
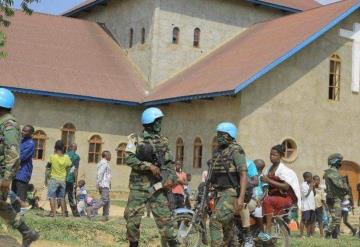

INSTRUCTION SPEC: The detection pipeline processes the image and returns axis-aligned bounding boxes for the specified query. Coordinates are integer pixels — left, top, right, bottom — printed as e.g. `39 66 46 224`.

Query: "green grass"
0 210 359 246
290 233 359 246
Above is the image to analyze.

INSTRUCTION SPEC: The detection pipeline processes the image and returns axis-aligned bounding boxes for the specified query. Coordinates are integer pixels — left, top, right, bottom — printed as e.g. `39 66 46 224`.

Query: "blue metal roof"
246 0 301 13
5 87 140 106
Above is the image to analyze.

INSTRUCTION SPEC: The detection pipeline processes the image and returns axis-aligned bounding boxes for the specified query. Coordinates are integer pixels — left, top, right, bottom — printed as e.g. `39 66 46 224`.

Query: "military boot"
332 230 338 239
129 241 138 247
167 239 179 247
243 227 254 247
17 222 39 247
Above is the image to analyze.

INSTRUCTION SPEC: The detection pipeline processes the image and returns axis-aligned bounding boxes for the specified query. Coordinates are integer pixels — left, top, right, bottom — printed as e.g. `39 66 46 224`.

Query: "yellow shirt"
49 154 72 181
314 187 326 209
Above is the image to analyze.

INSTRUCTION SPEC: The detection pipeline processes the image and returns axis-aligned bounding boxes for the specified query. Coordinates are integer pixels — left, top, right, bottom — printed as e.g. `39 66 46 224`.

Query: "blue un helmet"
141 107 164 125
216 122 237 139
328 153 343 167
0 88 15 109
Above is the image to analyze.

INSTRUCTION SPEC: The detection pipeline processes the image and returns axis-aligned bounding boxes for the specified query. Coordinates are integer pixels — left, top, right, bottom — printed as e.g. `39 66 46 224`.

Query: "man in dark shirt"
12 125 35 204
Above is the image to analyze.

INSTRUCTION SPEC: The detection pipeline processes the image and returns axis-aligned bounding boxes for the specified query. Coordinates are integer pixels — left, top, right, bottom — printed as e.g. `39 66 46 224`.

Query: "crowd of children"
295 171 358 238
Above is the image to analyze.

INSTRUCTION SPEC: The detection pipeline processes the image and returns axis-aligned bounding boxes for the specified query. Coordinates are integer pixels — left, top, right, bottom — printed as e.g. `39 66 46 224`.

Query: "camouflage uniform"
208 142 247 247
323 166 348 236
0 113 22 228
124 130 177 245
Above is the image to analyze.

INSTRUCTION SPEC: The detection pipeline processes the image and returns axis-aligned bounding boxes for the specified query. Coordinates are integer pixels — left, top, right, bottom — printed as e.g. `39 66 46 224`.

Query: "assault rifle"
343 176 354 215
193 160 215 243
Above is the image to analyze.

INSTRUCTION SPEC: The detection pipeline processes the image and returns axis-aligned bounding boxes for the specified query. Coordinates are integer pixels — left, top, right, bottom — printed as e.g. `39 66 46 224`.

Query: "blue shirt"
15 138 35 183
246 159 258 178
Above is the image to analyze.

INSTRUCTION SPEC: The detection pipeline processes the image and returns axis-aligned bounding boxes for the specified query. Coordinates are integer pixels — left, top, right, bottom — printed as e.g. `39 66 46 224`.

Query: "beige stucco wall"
12 94 143 191
78 0 156 83
76 0 284 87
152 0 284 86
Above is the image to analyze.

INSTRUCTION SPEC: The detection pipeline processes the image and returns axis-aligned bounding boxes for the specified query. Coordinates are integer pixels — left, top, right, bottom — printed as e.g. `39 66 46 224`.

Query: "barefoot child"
300 172 316 237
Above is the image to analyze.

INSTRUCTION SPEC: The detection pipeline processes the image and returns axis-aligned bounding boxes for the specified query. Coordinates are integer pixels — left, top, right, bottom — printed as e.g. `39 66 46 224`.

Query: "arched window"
88 135 102 163
193 137 202 168
129 28 134 48
172 27 180 44
176 137 184 162
193 28 200 48
116 143 127 165
33 130 47 160
211 136 218 154
61 123 75 152
141 27 146 44
329 54 341 101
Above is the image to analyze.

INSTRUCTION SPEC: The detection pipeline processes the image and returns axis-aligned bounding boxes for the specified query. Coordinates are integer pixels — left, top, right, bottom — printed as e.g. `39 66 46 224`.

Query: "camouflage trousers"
124 189 176 244
209 188 237 247
328 198 342 234
0 180 22 228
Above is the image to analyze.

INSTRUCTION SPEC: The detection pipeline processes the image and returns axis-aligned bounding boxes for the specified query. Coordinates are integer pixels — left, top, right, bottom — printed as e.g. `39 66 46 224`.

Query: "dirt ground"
38 200 125 217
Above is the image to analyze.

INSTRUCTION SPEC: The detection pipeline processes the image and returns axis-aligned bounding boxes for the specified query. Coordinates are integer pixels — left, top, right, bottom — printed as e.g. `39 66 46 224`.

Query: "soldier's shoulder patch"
3 119 17 130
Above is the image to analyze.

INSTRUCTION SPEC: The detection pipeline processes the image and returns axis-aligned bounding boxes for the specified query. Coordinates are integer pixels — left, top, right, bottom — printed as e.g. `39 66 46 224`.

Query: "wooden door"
339 161 360 206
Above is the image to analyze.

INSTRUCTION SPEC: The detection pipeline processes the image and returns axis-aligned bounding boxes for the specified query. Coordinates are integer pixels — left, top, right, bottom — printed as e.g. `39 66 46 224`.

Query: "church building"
1 0 360 202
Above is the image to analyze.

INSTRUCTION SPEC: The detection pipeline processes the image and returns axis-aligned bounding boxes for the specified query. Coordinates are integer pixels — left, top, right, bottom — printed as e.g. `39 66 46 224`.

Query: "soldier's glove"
0 179 11 194
149 165 161 177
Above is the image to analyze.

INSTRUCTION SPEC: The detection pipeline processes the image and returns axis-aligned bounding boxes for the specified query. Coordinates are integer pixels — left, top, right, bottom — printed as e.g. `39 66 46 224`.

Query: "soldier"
0 88 39 247
323 153 348 239
208 122 247 246
124 107 177 247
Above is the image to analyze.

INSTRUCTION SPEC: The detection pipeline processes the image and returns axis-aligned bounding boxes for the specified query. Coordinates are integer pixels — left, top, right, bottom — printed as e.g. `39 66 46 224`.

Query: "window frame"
88 135 103 164
172 27 180 44
193 137 203 168
129 28 134 48
328 54 341 101
141 27 146 44
61 122 76 152
193 27 201 48
175 137 184 162
33 130 47 160
116 143 127 165
281 138 298 163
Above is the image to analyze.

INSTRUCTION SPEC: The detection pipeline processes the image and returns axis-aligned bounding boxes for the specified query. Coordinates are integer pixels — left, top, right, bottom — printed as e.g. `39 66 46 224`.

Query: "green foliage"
0 0 39 58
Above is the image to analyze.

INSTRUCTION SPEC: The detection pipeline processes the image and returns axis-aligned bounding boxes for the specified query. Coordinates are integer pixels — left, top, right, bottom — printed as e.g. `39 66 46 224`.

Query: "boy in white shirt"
300 172 316 237
86 151 112 221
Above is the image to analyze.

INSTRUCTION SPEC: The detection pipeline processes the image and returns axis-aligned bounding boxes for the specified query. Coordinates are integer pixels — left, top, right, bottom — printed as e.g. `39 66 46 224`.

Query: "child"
86 151 111 221
76 180 87 216
251 159 267 231
313 175 326 237
26 184 41 210
300 172 315 237
46 140 72 217
184 173 192 209
341 196 357 236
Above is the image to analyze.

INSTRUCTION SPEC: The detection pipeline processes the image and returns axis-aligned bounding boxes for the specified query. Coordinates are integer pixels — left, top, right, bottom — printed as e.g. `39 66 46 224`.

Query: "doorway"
339 161 360 206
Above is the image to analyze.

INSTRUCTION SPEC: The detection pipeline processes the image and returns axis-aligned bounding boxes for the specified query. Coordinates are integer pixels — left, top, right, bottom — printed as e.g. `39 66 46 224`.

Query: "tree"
0 0 38 57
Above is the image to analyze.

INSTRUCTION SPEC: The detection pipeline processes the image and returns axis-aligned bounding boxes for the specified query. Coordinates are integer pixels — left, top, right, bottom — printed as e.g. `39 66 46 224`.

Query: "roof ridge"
13 8 99 25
